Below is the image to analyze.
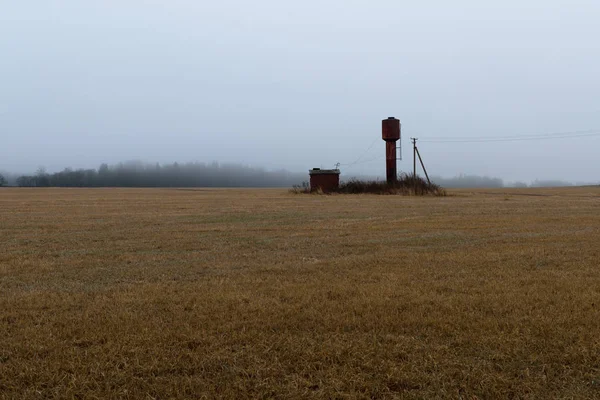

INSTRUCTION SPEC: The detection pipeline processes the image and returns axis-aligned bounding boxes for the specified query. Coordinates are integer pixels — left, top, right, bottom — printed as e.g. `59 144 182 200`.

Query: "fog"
2 1 600 183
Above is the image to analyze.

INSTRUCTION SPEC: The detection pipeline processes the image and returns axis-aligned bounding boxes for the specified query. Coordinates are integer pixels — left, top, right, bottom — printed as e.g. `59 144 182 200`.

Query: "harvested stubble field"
1 187 600 399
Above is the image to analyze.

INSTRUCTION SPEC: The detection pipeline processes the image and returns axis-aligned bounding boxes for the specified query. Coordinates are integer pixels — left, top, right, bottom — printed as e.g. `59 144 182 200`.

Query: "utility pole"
415 146 431 185
411 138 417 178
410 138 431 192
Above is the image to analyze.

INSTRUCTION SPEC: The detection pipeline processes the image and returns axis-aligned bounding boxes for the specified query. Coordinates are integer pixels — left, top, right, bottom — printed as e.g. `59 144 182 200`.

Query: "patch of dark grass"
291 174 446 196
290 181 312 194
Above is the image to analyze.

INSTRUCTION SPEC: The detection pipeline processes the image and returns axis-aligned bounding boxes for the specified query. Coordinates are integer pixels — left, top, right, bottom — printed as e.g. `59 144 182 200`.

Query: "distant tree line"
13 162 305 188
0 171 18 187
429 175 597 188
4 164 597 188
430 174 504 188
509 179 589 188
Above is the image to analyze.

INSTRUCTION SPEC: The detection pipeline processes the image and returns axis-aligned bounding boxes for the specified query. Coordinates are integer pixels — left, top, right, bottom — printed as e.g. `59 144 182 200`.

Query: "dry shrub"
337 174 445 196
289 181 311 194
292 174 445 196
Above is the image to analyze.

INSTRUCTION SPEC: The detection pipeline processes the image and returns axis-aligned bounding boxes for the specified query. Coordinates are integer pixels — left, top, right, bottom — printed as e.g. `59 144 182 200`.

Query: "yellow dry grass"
1 187 599 399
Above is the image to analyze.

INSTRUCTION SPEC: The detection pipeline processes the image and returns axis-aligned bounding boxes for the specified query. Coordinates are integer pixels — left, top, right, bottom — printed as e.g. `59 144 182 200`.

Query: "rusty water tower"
382 117 401 183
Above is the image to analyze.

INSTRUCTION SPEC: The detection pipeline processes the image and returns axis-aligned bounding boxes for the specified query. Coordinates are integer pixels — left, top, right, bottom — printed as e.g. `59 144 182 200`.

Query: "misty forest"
5 162 302 188
0 162 585 189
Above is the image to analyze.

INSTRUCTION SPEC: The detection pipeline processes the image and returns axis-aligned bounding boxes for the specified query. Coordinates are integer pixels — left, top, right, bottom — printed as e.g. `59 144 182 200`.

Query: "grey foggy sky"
1 0 599 182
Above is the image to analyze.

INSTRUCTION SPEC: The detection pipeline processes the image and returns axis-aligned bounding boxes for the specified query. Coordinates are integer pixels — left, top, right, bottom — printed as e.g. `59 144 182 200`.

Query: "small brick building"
309 169 340 193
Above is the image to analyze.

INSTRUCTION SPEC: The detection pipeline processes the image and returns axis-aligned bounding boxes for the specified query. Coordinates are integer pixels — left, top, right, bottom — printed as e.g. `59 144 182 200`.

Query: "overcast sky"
2 0 599 182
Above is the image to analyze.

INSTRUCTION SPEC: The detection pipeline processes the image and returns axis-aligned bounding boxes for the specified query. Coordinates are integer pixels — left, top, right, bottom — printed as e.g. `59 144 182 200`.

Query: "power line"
335 126 600 171
342 154 384 168
339 137 379 166
421 128 600 140
352 154 383 165
420 129 600 143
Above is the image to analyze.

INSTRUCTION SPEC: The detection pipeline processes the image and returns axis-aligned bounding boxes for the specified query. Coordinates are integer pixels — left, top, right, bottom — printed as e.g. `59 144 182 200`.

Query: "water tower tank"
382 117 400 141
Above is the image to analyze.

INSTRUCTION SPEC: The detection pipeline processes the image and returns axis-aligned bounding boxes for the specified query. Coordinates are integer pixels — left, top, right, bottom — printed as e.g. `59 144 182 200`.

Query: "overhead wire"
419 129 600 143
338 137 380 167
333 126 600 171
348 154 383 165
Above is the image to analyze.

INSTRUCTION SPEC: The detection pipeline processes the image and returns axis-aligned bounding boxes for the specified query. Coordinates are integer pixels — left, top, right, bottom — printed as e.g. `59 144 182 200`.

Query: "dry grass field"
1 187 600 399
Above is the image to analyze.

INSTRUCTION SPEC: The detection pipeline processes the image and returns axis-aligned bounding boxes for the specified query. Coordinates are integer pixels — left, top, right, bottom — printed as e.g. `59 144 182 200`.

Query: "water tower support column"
386 142 397 183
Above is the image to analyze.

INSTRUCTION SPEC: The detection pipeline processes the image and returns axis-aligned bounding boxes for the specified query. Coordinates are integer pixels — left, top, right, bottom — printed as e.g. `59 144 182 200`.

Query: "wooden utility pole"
411 138 418 193
411 138 417 178
410 138 431 189
415 146 431 185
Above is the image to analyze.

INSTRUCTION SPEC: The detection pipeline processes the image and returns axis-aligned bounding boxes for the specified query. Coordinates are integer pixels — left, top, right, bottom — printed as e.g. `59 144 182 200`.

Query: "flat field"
1 187 599 399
